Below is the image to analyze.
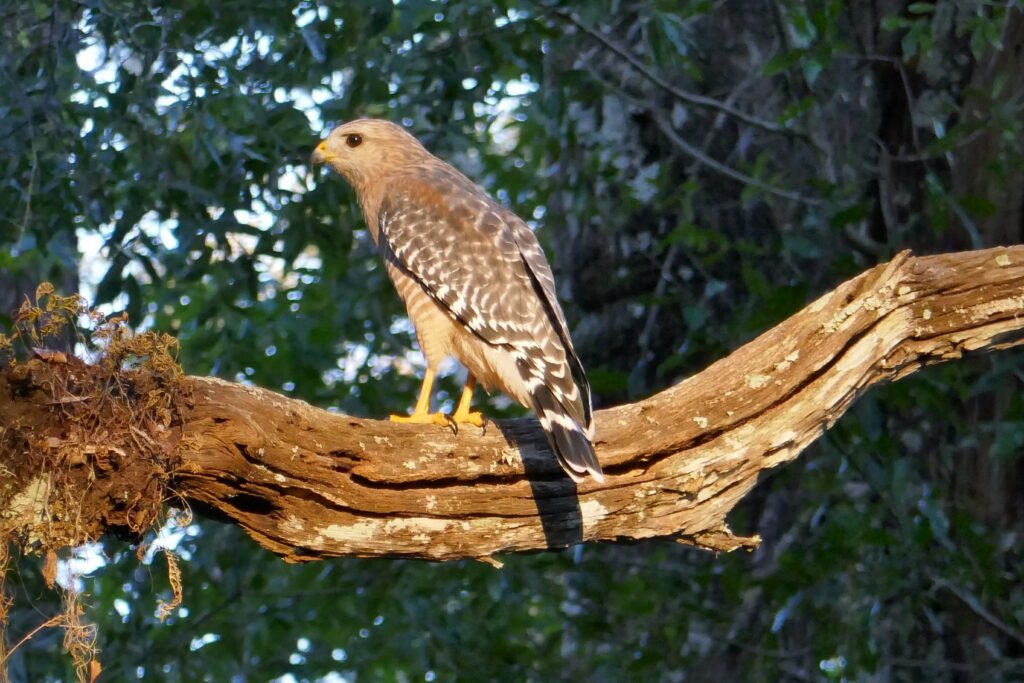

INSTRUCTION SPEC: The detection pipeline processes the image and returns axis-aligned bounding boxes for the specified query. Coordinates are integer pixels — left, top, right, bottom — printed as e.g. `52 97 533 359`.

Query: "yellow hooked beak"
311 140 331 165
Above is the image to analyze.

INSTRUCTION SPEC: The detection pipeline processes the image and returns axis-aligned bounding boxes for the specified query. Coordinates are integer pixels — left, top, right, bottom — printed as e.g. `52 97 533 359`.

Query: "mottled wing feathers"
378 170 536 347
504 211 594 437
378 168 601 481
516 358 603 482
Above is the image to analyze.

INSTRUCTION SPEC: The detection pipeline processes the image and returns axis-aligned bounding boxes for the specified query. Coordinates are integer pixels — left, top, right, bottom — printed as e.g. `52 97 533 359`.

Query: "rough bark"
2 247 1022 563
163 246 1024 562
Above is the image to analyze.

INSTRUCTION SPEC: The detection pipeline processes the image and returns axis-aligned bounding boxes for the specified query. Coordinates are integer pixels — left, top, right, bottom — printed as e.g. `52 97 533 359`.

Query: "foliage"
1 0 1022 681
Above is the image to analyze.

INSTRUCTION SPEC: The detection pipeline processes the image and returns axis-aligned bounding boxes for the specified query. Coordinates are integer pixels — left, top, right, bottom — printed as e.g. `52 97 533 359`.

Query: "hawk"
312 119 603 482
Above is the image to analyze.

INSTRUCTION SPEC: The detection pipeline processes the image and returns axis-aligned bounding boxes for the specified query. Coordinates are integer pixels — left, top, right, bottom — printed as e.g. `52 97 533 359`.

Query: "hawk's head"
312 119 430 192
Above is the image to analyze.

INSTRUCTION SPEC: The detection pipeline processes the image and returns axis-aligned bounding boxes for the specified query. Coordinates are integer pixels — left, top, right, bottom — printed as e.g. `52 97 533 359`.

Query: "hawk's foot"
389 411 451 427
449 407 485 428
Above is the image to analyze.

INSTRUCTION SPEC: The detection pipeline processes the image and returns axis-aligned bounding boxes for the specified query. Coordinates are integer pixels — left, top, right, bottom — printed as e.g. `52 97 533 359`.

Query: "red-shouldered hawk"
312 119 603 483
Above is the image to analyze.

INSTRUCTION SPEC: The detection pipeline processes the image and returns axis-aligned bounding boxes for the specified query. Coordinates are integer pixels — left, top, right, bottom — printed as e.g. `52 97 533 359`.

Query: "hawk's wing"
378 168 600 481
501 207 594 434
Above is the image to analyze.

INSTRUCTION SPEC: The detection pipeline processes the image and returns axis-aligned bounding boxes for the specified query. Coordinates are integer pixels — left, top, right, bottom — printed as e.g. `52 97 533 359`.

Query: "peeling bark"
3 247 1024 562
172 246 1024 561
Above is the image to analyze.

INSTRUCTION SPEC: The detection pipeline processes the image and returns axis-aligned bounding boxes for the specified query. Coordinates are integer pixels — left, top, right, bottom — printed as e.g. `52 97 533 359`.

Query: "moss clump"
1 283 187 549
0 284 190 681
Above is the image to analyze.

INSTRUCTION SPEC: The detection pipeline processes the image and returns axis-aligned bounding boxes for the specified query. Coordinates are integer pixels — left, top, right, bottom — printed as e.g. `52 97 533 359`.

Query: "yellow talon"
450 374 485 429
389 369 486 431
389 411 451 426
450 407 485 428
390 367 447 426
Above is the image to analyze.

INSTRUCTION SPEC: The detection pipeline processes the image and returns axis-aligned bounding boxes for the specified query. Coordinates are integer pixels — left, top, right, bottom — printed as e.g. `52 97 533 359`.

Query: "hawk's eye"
345 134 363 148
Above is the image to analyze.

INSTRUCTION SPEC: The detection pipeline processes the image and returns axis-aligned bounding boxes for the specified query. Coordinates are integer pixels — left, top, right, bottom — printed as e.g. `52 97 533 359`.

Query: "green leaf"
958 194 998 218
764 49 805 77
880 15 912 31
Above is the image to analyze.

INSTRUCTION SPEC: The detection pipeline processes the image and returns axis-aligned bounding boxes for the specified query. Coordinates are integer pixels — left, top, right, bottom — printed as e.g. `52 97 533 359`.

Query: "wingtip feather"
520 365 604 483
538 407 604 482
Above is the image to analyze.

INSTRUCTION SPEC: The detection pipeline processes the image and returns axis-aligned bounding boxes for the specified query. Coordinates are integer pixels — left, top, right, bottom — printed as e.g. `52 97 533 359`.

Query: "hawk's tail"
528 383 605 483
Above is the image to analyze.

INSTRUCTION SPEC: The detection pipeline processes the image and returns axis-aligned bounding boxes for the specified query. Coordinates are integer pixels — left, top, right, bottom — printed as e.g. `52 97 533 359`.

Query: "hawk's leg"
450 374 485 428
389 368 449 426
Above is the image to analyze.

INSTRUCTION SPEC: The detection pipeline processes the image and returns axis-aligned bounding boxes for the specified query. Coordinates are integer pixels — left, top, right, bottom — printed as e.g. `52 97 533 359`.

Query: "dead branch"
2 247 1023 563
168 246 1024 562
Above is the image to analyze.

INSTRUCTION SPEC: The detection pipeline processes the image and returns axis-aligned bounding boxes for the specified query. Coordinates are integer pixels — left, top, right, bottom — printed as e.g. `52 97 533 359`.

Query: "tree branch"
551 8 805 139
652 113 822 205
2 247 1023 564
169 246 1024 562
